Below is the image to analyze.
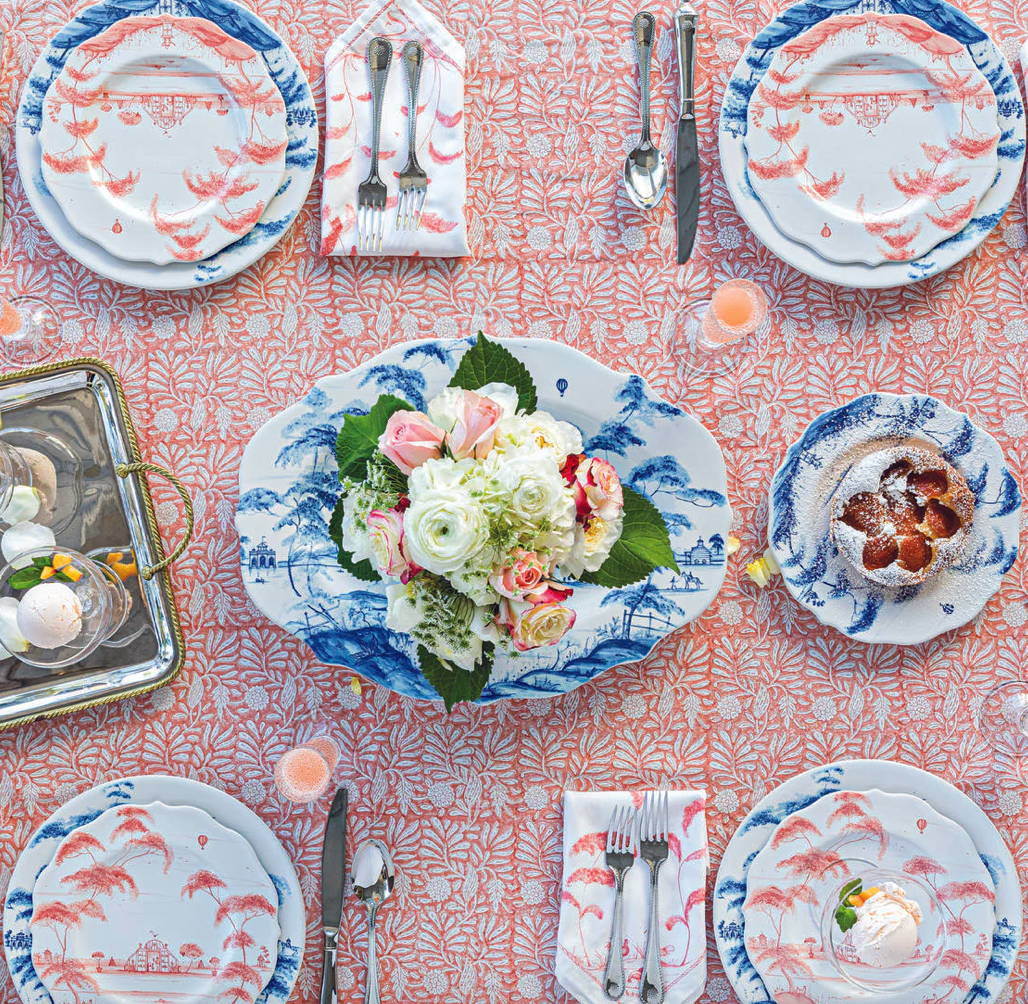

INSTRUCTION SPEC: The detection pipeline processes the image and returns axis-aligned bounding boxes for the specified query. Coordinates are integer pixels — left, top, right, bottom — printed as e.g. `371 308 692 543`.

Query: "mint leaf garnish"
8 567 43 590
835 905 858 933
418 643 493 712
448 332 538 413
335 394 412 482
579 485 679 588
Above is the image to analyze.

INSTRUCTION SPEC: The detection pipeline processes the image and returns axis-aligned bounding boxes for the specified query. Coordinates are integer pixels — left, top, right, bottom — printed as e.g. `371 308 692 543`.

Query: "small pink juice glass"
274 733 340 803
678 278 770 375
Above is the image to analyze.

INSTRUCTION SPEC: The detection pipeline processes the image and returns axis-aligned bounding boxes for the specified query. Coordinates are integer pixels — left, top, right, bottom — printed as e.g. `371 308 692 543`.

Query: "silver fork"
357 36 392 253
396 41 428 231
602 804 636 1000
639 791 669 1004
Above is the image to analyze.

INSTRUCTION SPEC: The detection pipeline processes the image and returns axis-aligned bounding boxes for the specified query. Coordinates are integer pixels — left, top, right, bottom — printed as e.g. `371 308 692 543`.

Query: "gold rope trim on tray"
0 357 187 729
115 462 194 579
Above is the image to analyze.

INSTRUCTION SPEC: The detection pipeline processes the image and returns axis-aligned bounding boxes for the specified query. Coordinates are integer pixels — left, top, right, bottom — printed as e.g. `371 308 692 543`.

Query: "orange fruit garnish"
107 555 138 581
40 566 55 580
52 554 74 571
63 566 83 582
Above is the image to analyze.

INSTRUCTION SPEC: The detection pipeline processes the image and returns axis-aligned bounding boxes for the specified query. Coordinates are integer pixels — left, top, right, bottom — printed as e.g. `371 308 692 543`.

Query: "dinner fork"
357 36 392 253
396 40 428 231
639 791 669 1004
602 804 636 1000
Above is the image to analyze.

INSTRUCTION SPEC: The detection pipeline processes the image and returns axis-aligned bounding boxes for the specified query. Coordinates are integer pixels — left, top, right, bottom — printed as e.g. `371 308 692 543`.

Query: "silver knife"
321 788 348 1004
674 3 699 264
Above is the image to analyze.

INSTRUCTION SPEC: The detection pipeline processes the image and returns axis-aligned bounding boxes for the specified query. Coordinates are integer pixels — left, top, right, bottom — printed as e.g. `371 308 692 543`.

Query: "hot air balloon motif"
556 378 568 397
821 223 832 239
112 220 123 234
916 818 927 834
198 834 209 849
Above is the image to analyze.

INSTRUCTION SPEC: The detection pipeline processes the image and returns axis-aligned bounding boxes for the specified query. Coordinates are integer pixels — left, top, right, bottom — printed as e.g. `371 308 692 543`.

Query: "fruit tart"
830 446 974 586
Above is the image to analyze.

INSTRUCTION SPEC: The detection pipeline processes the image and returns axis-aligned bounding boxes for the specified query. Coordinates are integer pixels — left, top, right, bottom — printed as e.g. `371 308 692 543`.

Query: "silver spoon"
351 839 395 1004
624 11 669 210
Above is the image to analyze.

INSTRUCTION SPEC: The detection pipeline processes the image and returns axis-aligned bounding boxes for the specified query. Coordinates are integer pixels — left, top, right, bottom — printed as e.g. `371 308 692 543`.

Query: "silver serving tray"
0 359 184 727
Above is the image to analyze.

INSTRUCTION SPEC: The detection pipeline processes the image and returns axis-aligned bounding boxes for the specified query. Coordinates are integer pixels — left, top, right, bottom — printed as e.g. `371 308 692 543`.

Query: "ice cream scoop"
850 882 923 968
16 582 83 649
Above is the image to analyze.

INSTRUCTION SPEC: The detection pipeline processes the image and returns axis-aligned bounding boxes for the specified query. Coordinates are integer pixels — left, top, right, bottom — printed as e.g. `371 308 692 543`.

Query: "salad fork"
357 36 393 253
396 40 428 231
639 791 669 1004
602 804 636 1000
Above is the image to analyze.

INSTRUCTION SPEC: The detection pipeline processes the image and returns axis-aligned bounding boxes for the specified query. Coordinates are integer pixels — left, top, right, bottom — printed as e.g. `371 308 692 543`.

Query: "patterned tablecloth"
0 0 1027 1002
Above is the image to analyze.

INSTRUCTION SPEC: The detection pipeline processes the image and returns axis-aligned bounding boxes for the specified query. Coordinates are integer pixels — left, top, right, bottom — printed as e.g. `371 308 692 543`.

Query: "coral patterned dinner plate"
4 777 303 1004
31 801 280 1004
39 15 287 266
767 393 1020 644
236 337 731 703
713 760 1021 1004
743 789 996 1003
745 13 1000 267
719 0 1025 287
16 0 317 290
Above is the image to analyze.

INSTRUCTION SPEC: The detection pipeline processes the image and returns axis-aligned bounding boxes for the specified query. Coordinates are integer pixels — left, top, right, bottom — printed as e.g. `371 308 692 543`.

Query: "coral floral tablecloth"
0 0 1027 1003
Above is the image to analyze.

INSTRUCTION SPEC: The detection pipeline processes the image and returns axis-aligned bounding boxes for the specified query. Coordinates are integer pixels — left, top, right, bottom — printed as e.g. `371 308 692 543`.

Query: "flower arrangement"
330 335 678 707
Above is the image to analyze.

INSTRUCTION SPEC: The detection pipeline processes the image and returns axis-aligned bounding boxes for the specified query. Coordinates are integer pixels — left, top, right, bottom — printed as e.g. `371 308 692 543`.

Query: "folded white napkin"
557 790 708 1004
321 0 469 257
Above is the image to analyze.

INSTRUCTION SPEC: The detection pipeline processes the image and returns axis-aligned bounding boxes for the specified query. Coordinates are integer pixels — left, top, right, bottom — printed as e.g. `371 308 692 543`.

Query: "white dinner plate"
40 15 287 266
743 789 995 1003
767 393 1020 644
745 13 1000 267
719 0 1025 287
4 776 303 1004
713 760 1021 1004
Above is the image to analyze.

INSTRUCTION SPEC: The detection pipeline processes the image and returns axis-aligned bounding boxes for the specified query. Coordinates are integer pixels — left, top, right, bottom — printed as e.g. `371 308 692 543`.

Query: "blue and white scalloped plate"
768 393 1021 645
15 0 317 289
236 337 731 703
719 0 1025 287
714 760 1021 1004
3 776 303 1004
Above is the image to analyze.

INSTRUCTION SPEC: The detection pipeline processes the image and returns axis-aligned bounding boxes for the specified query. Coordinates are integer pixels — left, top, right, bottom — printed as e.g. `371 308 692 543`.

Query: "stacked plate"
714 760 1022 1004
4 776 304 1004
719 0 1026 288
16 0 318 290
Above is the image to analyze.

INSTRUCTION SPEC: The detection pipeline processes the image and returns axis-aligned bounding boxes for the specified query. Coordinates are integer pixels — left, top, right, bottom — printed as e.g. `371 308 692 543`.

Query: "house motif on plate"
124 936 180 973
249 537 277 572
684 538 712 565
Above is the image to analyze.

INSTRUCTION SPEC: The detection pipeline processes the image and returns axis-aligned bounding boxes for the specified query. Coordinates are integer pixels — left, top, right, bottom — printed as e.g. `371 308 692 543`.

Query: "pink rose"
445 390 502 460
378 410 445 474
366 508 421 582
574 457 624 521
489 548 547 600
524 580 573 605
497 595 577 652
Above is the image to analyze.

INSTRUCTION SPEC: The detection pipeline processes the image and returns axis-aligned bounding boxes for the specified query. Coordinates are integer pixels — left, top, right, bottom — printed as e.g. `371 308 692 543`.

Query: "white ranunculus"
473 382 520 417
408 456 483 495
520 410 583 461
404 487 492 575
561 512 624 578
495 446 575 532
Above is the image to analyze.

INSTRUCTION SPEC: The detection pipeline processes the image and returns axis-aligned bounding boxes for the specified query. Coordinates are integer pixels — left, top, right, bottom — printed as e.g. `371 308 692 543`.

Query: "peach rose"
366 508 420 582
497 594 577 652
574 457 624 521
444 390 503 460
489 548 547 600
378 410 445 475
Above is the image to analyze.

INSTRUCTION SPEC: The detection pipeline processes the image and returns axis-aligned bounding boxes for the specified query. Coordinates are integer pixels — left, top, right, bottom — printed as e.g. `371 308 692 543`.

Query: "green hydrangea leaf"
335 395 413 483
8 567 43 590
418 643 493 712
578 485 679 588
328 495 380 583
448 332 538 413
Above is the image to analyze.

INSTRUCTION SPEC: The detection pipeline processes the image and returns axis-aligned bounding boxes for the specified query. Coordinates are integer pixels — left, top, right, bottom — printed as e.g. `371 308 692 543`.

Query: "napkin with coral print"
557 790 707 1004
321 0 469 256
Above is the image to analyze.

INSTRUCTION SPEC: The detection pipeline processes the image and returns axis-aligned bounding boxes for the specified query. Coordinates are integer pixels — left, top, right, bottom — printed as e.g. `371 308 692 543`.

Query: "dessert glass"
0 546 129 668
819 862 945 994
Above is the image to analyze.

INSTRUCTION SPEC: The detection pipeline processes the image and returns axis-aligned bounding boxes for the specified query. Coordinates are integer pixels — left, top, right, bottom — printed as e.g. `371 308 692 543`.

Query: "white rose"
495 447 576 531
520 410 583 461
474 382 520 417
404 487 492 575
561 513 624 578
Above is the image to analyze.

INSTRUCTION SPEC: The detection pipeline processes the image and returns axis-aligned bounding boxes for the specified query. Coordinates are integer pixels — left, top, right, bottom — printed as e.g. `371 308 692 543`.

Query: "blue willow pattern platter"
15 0 318 290
236 337 731 703
718 0 1025 288
768 394 1020 644
713 759 1021 1004
3 776 303 1004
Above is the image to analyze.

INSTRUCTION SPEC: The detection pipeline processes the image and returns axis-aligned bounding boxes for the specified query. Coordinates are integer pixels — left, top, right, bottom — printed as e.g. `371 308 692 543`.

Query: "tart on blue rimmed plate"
235 337 731 704
768 393 1020 644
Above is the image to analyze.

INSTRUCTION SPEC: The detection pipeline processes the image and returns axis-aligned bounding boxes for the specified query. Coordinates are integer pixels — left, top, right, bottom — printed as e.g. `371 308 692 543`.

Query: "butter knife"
674 3 699 264
321 788 349 1004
